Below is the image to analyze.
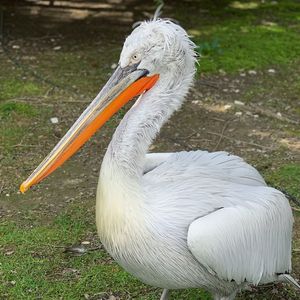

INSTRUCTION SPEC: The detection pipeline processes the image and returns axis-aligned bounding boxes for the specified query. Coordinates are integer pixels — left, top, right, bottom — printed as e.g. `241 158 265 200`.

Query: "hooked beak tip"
20 182 29 194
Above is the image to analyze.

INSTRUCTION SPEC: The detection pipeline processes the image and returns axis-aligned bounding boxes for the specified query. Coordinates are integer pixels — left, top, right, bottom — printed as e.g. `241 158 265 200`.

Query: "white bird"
20 18 300 300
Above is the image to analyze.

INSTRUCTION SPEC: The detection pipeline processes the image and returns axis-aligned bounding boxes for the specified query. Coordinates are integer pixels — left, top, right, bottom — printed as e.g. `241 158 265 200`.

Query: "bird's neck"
102 73 193 181
96 71 194 247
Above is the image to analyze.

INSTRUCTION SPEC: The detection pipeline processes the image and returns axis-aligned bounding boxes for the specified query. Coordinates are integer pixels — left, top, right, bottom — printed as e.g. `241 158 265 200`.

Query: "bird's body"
95 78 293 299
98 150 291 294
94 20 294 299
21 17 298 300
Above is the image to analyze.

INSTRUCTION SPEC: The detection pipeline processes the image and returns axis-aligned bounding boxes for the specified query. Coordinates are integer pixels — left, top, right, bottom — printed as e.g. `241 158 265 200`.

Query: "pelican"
20 18 300 300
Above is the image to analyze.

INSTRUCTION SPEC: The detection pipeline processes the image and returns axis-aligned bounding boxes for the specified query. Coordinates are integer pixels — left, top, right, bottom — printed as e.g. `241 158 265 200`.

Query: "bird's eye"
131 53 140 62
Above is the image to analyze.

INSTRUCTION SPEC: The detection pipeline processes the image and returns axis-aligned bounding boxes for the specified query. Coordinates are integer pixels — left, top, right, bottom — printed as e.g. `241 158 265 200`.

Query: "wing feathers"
144 150 266 187
187 190 293 285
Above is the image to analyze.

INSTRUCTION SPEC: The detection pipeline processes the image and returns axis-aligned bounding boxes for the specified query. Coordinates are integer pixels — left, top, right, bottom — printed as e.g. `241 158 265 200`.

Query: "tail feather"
279 274 300 291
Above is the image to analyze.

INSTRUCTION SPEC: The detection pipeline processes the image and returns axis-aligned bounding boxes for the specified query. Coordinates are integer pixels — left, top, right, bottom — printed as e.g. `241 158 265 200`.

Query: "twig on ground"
197 79 220 89
170 130 198 141
240 104 299 125
213 117 236 151
10 144 39 148
202 131 271 150
273 187 300 207
59 100 91 104
3 97 91 106
9 35 61 42
211 117 226 123
0 183 4 194
162 135 194 150
4 137 40 148
3 97 51 106
44 87 55 97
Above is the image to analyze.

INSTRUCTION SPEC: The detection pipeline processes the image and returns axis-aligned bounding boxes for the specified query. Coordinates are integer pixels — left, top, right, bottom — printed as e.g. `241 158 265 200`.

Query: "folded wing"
187 189 293 285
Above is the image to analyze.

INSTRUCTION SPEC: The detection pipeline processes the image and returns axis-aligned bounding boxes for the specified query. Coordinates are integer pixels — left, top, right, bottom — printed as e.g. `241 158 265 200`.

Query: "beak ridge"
20 66 159 193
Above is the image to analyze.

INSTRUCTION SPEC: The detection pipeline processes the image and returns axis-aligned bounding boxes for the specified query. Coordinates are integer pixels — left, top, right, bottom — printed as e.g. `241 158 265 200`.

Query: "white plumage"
95 19 297 299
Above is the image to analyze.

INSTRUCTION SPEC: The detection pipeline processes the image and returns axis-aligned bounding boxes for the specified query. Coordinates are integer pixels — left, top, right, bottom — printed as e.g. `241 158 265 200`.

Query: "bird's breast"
95 175 208 289
94 160 226 290
95 164 146 250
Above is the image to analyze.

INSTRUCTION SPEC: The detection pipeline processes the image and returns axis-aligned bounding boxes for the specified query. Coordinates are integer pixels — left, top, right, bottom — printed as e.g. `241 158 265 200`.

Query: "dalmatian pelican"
20 18 299 300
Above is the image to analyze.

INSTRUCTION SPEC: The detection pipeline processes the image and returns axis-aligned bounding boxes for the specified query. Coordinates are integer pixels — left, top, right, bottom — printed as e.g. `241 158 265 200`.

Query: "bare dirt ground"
0 0 300 299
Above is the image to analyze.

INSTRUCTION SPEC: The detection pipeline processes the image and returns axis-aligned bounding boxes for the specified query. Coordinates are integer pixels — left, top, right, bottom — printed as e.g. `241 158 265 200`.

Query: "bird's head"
20 19 197 193
120 20 197 82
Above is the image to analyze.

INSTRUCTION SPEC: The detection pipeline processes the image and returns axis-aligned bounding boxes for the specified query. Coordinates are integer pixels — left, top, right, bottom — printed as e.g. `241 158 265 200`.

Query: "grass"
196 21 300 73
0 101 50 154
0 102 36 154
181 0 300 74
0 102 37 118
0 79 43 100
265 164 300 200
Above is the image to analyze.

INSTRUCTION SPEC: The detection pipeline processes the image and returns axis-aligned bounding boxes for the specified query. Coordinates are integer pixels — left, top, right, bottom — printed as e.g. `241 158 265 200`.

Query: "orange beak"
20 66 159 193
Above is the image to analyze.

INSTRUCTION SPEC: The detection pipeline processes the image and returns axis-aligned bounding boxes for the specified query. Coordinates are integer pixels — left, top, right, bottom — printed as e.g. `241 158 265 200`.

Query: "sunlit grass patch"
0 102 37 118
0 79 43 100
177 0 300 74
265 164 300 199
229 1 259 10
196 21 300 73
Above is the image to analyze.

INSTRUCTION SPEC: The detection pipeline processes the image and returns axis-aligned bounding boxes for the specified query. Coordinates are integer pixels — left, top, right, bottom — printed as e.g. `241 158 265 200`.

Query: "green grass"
179 0 300 74
0 101 51 169
196 21 300 73
0 79 43 100
265 164 300 199
0 102 39 153
0 102 37 118
0 125 27 148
